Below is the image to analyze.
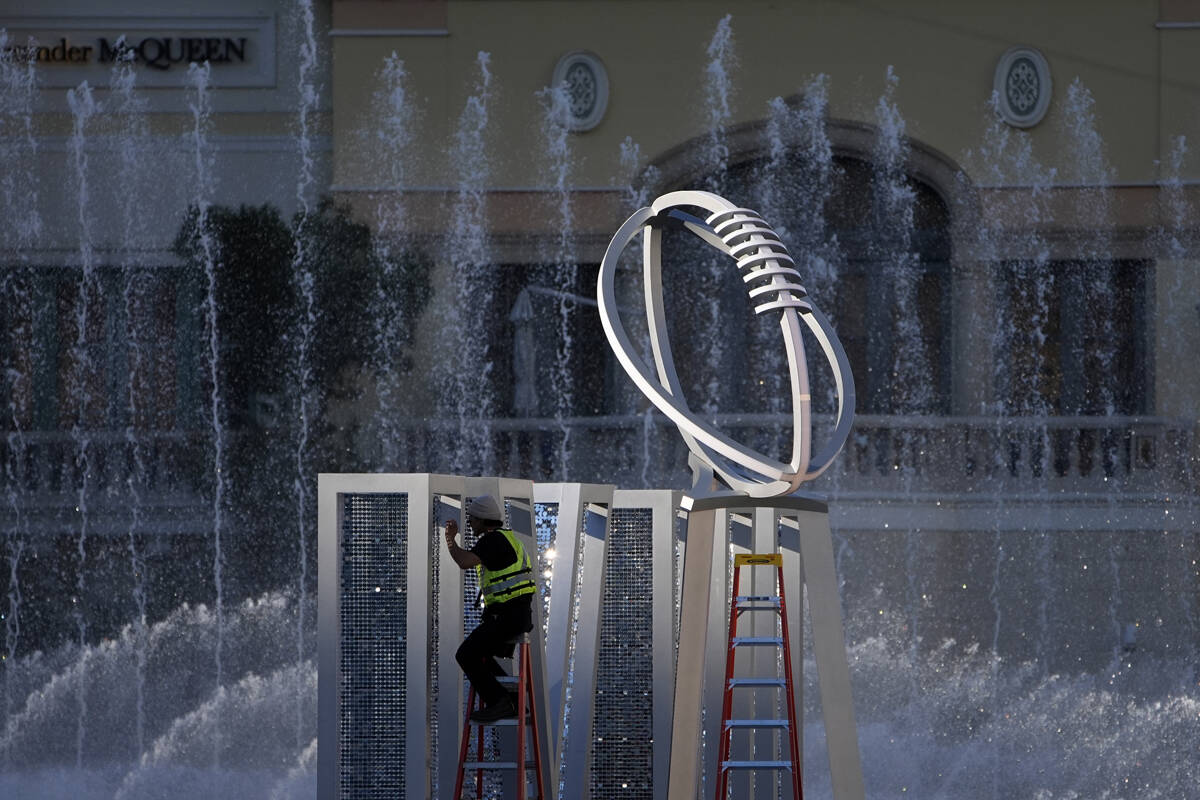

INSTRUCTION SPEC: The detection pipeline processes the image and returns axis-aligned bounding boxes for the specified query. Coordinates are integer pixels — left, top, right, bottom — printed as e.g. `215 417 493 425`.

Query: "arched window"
659 152 953 417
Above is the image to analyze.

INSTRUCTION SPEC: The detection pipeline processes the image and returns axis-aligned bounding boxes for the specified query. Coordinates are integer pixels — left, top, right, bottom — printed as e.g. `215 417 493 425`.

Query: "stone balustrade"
1 414 1195 536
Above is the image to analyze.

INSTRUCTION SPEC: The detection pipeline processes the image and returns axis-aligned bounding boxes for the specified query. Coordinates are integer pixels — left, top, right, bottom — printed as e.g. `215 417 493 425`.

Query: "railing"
1 429 212 536
384 413 1198 501
2 415 1195 534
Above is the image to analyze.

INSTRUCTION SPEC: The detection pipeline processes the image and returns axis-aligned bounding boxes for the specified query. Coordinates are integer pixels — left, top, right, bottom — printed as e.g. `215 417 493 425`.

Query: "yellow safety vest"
475 529 536 606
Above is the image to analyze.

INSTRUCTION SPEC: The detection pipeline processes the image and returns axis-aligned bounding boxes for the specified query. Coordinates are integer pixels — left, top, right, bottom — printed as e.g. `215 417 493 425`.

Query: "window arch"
651 128 957 416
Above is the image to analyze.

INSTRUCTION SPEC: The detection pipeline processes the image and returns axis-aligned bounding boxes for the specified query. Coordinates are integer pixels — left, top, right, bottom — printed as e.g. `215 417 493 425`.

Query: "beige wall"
332 0 1200 197
330 1 1200 423
2 0 334 257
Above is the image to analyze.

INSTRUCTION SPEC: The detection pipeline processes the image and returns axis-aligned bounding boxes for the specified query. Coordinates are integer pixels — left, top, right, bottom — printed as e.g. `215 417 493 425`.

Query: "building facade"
2 0 1198 661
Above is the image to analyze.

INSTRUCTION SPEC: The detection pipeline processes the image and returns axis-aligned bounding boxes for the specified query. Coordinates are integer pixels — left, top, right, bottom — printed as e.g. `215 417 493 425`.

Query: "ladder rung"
462 761 537 770
736 605 782 612
725 719 789 728
735 595 779 602
729 677 786 687
496 676 519 684
471 717 532 727
734 553 783 567
722 760 794 770
731 637 783 646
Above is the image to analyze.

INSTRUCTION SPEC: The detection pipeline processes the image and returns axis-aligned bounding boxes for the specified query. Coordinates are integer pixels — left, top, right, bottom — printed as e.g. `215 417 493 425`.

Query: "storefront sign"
0 16 275 88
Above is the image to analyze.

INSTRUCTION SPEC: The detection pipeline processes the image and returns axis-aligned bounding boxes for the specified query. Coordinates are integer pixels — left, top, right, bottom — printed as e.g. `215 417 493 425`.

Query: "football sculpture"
596 190 856 498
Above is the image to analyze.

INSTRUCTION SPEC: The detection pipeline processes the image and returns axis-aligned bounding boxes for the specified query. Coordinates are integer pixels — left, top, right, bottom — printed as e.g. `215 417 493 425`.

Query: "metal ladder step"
725 719 790 729
731 636 783 646
462 761 538 770
735 595 780 602
721 760 794 770
728 677 786 688
482 717 532 727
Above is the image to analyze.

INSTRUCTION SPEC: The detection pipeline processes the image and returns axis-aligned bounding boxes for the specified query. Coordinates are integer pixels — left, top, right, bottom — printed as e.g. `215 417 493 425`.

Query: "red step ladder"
715 553 803 800
453 633 546 800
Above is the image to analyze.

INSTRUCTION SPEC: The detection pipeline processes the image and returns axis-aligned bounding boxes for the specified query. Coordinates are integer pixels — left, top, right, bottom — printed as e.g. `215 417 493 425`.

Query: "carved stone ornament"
994 46 1052 128
551 50 609 132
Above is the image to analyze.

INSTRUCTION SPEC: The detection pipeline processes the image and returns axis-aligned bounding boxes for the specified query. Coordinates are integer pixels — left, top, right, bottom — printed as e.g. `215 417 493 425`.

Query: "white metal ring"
596 190 856 497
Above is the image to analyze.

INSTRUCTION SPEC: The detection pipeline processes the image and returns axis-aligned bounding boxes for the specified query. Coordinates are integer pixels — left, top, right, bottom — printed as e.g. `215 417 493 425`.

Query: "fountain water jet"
867 69 930 711
444 51 498 475
1154 136 1198 686
696 14 737 416
110 47 152 761
184 61 227 767
969 90 1059 672
65 78 99 771
0 31 40 768
537 81 578 478
288 0 321 757
1059 78 1129 676
618 136 661 486
365 52 416 467
755 78 841 434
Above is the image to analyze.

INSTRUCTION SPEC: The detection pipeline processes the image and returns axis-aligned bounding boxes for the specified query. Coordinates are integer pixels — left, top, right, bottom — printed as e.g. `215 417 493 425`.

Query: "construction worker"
444 494 536 722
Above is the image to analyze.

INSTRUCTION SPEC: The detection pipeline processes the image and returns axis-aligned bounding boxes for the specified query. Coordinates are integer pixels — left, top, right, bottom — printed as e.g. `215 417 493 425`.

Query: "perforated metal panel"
429 494 443 800
591 507 655 798
339 494 408 799
536 502 559 637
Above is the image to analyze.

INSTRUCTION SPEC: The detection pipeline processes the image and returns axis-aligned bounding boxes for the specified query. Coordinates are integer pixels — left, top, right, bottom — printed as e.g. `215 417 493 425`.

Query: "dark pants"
456 597 534 706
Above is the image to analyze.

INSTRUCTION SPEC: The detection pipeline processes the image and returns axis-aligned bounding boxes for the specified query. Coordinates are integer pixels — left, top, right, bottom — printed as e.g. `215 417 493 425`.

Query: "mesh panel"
430 495 443 800
591 507 655 798
339 493 408 799
536 502 559 637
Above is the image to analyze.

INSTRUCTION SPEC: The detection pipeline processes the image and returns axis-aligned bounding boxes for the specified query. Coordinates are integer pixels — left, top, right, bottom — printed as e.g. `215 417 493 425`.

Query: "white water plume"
0 31 40 771
185 61 228 767
537 80 577 478
445 51 498 475
358 51 421 471
65 79 100 771
287 0 321 758
695 14 737 415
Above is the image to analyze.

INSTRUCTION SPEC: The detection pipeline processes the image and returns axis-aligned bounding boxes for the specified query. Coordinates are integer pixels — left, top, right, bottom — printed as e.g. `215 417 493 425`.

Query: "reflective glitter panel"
339 493 407 799
591 507 655 798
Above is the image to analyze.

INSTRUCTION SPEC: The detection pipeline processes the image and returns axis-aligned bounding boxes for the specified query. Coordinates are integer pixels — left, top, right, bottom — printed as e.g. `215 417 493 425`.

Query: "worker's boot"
470 695 516 723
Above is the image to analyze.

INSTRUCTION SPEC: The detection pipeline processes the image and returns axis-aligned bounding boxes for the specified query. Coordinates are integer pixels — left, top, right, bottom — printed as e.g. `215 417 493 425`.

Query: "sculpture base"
667 483 865 800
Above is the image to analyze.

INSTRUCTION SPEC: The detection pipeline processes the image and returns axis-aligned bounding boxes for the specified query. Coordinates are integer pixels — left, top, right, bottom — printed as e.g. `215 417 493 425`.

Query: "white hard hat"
465 495 504 523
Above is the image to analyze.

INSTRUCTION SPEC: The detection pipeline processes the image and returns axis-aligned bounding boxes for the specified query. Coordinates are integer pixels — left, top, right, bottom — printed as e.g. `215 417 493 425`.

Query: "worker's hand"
444 518 458 544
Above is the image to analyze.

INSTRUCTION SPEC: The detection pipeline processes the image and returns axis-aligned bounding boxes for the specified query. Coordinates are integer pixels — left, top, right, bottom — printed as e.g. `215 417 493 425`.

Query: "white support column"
565 497 612 800
536 481 584 760
406 473 469 800
779 513 804 779
702 508 731 799
405 474 433 800
666 501 716 800
534 482 614 800
796 507 865 800
316 474 342 800
612 489 681 800
670 492 859 800
433 485 465 800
